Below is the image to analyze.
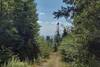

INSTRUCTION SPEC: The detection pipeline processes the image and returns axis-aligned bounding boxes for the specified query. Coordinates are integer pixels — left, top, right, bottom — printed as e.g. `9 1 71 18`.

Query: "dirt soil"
33 52 71 67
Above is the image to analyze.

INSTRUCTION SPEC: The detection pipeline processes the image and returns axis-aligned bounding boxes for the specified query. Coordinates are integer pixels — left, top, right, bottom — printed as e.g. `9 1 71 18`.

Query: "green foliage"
0 46 13 65
0 0 40 63
0 0 15 65
54 0 100 67
62 27 68 37
59 34 78 63
12 0 40 61
2 57 32 67
37 36 52 58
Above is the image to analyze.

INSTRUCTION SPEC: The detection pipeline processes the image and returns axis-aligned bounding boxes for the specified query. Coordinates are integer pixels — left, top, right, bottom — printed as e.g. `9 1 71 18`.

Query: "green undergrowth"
2 57 32 67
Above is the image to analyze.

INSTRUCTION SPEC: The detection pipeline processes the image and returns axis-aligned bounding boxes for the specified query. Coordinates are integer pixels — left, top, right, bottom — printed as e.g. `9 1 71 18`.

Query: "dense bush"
59 34 98 67
37 36 52 59
54 0 100 67
58 34 78 63
0 46 13 65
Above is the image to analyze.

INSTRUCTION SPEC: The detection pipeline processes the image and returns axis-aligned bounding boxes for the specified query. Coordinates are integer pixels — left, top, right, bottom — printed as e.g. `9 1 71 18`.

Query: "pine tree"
0 0 15 64
13 0 40 61
62 27 68 37
53 22 61 52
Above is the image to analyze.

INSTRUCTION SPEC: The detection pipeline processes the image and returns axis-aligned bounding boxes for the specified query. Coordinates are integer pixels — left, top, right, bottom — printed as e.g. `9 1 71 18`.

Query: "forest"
0 0 100 67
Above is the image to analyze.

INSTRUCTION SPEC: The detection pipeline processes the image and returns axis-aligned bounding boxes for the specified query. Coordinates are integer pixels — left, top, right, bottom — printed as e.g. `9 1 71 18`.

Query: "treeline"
0 0 41 65
54 0 100 67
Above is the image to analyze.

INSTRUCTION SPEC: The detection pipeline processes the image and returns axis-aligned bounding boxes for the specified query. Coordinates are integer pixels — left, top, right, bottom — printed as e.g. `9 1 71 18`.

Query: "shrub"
2 57 32 67
59 34 78 63
0 46 13 65
36 36 52 58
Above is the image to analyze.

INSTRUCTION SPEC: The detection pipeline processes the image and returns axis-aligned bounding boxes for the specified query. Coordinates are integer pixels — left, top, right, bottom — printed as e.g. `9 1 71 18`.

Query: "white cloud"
37 21 42 24
39 12 45 16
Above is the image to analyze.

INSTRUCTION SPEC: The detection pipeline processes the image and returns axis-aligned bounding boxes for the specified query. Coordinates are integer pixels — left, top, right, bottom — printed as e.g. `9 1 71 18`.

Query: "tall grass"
2 57 32 67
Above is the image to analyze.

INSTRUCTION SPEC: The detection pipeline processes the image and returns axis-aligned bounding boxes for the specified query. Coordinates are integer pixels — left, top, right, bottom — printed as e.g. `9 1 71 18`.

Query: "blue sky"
35 0 72 36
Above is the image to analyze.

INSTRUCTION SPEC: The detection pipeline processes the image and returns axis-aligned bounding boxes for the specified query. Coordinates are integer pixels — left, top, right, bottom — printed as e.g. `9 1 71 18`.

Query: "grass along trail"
33 52 71 67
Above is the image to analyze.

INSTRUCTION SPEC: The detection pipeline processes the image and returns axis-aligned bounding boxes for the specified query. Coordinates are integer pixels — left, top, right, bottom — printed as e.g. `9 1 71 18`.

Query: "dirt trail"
34 52 70 67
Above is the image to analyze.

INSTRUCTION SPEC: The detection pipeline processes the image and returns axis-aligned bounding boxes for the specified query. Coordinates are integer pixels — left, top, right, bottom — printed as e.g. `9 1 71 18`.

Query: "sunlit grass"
2 53 72 67
2 57 32 67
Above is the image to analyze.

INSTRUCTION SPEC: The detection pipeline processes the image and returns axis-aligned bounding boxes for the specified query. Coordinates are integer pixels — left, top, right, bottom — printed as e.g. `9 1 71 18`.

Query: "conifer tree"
62 27 68 37
0 0 15 64
13 0 40 61
54 0 100 66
